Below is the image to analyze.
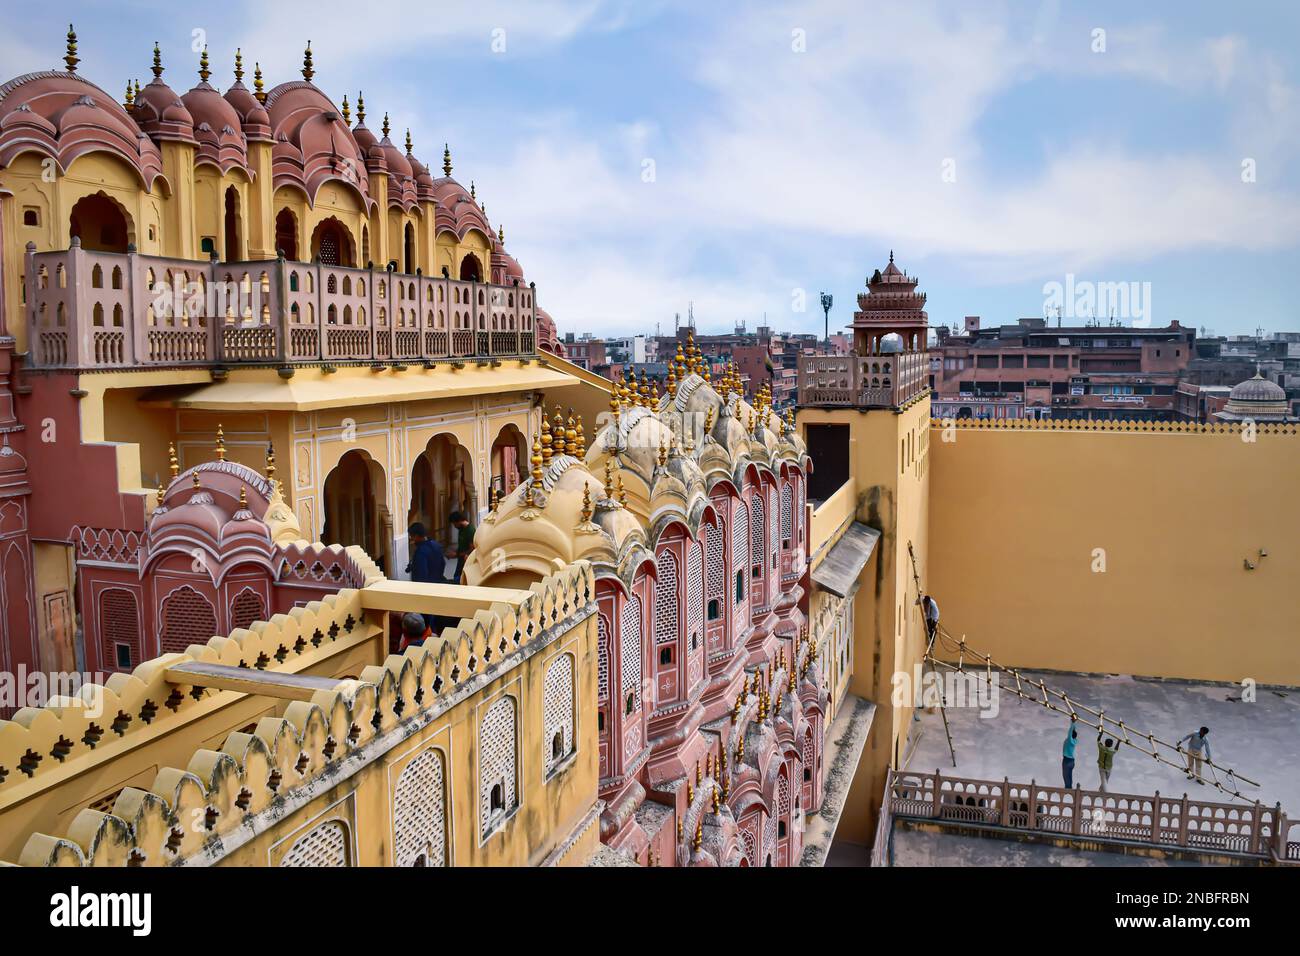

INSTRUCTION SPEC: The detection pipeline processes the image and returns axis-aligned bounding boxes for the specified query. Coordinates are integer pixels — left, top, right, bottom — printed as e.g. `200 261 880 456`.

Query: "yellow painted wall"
928 422 1300 687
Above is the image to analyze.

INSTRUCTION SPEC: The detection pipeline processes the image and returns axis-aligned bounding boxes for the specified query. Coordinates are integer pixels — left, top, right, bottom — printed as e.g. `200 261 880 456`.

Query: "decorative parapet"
797 352 929 409
2 561 595 866
930 417 1299 435
24 243 539 371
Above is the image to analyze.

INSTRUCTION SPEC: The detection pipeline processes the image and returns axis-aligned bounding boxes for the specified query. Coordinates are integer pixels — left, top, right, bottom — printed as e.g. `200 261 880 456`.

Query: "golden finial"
638 370 649 404
151 41 164 81
711 782 721 815
604 459 616 499
540 414 553 464
489 485 500 514
442 143 452 177
693 819 703 853
381 112 391 139
736 735 745 761
733 690 744 719
168 442 179 481
405 128 413 154
788 659 797 690
470 180 476 199
686 779 694 805
264 441 276 485
616 473 628 507
657 436 668 468
155 482 165 507
302 41 314 83
124 80 134 111
720 750 730 798
198 45 210 83
253 62 265 103
239 485 248 508
341 94 350 125
703 405 715 435
565 411 578 456
64 24 79 73
575 414 586 457
666 363 677 398
747 408 755 432
530 436 544 483
214 423 225 461
695 760 702 786
355 91 366 125
580 483 593 524
192 470 201 490
677 819 684 843
234 48 244 83
134 79 142 101
552 408 565 452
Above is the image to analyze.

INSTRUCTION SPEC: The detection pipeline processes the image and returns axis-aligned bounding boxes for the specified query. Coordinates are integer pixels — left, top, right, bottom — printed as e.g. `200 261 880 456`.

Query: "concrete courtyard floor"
906 670 1300 816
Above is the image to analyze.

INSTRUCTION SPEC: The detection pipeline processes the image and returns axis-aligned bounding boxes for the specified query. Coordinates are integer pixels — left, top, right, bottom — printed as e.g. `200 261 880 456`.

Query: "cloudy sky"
5 1 1299 337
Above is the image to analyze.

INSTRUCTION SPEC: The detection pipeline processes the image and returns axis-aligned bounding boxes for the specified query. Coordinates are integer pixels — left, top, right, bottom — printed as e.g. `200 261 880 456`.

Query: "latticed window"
732 500 748 604
159 585 218 655
280 820 350 867
99 588 139 671
780 484 793 546
393 749 446 866
621 595 642 713
230 587 266 632
654 550 678 645
543 653 576 777
777 773 792 842
479 695 518 837
750 494 764 577
597 614 610 704
705 522 725 620
769 487 779 569
687 541 703 647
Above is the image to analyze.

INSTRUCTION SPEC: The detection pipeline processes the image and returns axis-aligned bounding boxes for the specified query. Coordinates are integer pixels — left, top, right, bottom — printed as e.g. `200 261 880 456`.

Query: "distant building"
931 316 1195 421
1212 373 1299 423
564 333 607 371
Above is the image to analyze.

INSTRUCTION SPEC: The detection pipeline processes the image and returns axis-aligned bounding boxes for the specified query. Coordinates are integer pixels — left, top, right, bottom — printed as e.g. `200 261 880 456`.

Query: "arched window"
479 695 518 837
732 499 748 609
621 595 642 715
223 186 241 259
404 222 416 274
275 208 298 260
655 550 678 647
280 820 350 867
597 614 610 706
394 749 446 866
99 588 140 671
542 653 575 778
159 586 218 655
750 493 764 581
687 540 703 660
781 484 793 548
230 588 266 632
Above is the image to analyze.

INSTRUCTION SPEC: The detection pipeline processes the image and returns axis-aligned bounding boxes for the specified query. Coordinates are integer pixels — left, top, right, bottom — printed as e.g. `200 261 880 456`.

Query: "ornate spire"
442 143 452 176
214 424 225 461
239 485 248 509
575 414 586 457
124 80 135 111
564 411 578 456
604 459 616 500
498 224 504 244
134 79 142 101
489 485 500 517
529 436 544 484
253 62 265 103
198 45 210 83
168 442 179 481
552 407 565 453
470 180 476 200
192 470 202 490
341 94 350 125
540 413 553 465
711 782 721 815
264 441 276 486
302 41 314 83
381 112 390 139
693 819 703 853
405 128 413 154
355 91 366 125
616 473 628 508
666 362 677 398
151 41 164 81
64 25 79 73
579 484 593 524
234 48 244 83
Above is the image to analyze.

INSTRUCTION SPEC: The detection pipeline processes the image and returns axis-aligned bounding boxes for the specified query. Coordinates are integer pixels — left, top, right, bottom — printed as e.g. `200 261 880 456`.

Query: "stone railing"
797 351 929 409
2 562 594 866
23 241 538 371
884 769 1294 862
930 416 1300 434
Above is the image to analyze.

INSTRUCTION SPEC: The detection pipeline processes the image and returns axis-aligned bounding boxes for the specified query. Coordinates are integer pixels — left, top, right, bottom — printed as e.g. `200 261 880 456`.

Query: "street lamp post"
819 292 833 350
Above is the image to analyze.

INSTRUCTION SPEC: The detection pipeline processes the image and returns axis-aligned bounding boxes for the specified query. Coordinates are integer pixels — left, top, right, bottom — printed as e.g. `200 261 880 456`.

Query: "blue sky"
4 0 1299 337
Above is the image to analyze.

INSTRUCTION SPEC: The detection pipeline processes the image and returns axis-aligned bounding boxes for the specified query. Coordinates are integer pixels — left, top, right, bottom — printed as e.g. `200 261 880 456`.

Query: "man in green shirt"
1097 731 1121 792
446 511 476 584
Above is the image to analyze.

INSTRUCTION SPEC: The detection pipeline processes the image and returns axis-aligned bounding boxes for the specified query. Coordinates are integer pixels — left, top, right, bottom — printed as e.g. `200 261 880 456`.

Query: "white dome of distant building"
1214 372 1295 422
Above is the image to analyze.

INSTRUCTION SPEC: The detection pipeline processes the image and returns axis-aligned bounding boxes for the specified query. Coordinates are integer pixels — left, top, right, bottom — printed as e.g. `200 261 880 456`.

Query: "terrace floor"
905 670 1300 817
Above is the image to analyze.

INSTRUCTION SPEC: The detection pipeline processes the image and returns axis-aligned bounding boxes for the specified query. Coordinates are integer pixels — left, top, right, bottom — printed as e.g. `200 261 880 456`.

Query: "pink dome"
0 71 165 190
432 176 491 240
182 81 248 173
134 77 196 143
224 82 271 141
266 81 373 210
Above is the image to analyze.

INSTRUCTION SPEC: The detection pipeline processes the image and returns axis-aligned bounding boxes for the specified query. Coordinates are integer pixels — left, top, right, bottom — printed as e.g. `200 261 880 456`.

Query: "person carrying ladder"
1177 727 1212 785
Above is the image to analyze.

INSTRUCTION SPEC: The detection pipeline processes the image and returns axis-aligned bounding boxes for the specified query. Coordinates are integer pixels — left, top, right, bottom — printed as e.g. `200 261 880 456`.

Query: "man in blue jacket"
406 522 445 629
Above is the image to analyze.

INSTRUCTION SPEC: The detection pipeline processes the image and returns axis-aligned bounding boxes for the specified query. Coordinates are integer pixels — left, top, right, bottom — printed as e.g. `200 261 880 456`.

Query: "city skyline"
3 0 1297 338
